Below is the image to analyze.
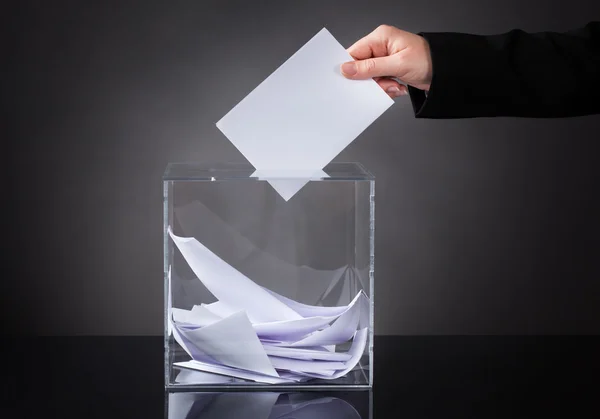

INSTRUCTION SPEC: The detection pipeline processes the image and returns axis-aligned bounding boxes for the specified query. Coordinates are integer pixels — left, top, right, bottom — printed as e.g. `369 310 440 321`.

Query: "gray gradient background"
5 0 600 335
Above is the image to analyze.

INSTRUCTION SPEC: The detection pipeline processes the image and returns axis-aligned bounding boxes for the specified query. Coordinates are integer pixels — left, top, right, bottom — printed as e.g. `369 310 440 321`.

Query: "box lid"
163 162 374 181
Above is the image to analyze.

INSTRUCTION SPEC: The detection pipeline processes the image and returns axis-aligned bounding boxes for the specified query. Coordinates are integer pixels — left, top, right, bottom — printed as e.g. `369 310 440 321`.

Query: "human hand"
341 25 433 98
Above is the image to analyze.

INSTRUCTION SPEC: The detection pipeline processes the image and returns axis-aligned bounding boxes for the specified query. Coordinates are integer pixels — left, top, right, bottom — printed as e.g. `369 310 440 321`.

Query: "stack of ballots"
168 228 370 384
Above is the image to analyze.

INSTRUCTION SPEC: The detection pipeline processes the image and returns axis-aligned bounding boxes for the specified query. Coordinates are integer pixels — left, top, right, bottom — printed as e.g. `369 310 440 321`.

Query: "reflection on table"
167 376 371 419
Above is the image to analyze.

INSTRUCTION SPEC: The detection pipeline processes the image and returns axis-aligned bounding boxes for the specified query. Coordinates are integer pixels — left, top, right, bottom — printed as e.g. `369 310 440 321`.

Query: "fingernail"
387 86 407 97
341 62 357 76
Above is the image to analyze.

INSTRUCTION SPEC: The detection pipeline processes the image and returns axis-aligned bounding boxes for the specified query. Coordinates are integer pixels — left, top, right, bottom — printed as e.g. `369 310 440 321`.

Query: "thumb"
340 55 400 80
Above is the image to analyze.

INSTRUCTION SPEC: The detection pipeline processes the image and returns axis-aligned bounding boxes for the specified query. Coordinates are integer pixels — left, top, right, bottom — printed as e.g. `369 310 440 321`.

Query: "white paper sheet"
200 301 236 319
169 228 303 323
174 360 296 385
260 290 364 343
195 288 364 342
267 356 345 375
181 302 334 342
280 328 368 380
261 345 352 362
174 325 367 383
216 27 393 200
172 313 368 381
173 368 235 385
252 169 329 202
202 302 333 341
253 317 331 341
176 311 279 377
171 305 222 327
270 291 366 347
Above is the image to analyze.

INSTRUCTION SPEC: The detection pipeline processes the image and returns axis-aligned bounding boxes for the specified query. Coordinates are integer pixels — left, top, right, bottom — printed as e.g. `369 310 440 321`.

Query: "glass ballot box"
163 162 374 389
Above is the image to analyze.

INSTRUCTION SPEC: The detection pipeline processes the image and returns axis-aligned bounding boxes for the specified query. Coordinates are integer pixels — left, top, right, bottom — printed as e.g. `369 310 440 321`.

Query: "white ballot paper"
169 227 302 324
216 27 393 200
169 229 371 383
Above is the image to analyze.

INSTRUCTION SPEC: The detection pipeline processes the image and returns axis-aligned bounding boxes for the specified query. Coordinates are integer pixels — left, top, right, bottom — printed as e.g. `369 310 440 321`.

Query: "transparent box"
164 162 374 389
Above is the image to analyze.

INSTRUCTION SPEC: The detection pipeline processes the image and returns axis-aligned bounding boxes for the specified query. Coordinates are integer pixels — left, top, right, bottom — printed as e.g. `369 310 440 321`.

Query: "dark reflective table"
2 336 598 418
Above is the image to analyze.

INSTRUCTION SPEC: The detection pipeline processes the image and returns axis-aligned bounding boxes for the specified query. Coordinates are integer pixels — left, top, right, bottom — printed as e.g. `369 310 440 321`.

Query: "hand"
341 25 433 98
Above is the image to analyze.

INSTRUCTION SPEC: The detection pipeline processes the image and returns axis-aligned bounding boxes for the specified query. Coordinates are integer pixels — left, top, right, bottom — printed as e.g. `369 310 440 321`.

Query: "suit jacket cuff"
408 32 496 119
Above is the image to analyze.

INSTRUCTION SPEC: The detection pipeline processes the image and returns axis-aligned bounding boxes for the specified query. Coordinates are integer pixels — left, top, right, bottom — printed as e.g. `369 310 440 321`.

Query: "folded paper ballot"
216 27 393 200
169 228 302 323
168 228 370 383
173 329 368 384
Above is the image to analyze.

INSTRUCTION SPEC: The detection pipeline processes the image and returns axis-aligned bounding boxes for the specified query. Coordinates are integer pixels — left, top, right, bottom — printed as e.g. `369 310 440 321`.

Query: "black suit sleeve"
407 22 600 118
